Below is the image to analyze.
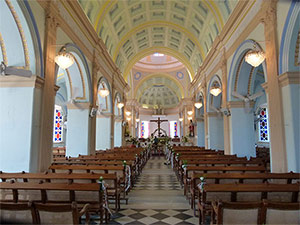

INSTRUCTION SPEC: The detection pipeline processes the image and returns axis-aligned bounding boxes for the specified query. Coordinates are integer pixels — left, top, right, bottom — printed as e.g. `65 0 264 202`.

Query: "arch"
0 0 43 76
114 92 123 117
134 73 185 99
97 76 113 113
123 47 194 81
195 91 205 118
64 43 92 103
227 40 267 102
279 0 300 74
207 74 222 112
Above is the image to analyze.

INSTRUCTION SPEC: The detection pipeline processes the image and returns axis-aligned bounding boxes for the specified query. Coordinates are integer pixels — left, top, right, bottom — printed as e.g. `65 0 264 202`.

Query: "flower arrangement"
199 175 206 190
182 160 188 169
182 135 189 143
98 176 104 191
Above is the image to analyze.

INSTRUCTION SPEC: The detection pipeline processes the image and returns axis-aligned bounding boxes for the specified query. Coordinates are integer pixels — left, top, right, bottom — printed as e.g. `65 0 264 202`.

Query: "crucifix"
150 117 168 137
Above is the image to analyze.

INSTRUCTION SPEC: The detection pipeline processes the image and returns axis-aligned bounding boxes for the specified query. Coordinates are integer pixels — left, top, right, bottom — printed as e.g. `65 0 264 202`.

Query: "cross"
150 117 168 137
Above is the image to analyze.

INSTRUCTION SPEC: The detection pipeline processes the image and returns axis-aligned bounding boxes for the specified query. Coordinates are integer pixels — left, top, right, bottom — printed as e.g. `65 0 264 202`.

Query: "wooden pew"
0 201 38 224
49 164 130 204
261 199 300 224
0 182 109 223
211 199 300 225
0 172 120 211
190 172 300 212
211 200 263 224
180 160 267 192
182 165 267 194
196 183 299 224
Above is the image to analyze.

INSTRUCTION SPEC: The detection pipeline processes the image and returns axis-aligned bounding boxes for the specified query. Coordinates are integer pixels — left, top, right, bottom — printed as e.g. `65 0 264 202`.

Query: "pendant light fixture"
245 44 265 67
210 81 222 97
55 48 75 69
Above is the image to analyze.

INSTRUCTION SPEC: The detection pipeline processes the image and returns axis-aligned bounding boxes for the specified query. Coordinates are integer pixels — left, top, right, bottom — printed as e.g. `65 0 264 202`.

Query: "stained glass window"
259 107 269 142
140 121 149 138
53 105 63 143
174 122 178 137
141 122 145 138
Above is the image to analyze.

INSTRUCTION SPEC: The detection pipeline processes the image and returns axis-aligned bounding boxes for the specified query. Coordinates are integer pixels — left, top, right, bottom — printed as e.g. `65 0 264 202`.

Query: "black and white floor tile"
107 208 196 225
92 155 198 224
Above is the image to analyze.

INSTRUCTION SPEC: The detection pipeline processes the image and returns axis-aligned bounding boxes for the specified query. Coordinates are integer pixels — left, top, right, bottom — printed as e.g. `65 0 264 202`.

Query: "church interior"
0 0 299 224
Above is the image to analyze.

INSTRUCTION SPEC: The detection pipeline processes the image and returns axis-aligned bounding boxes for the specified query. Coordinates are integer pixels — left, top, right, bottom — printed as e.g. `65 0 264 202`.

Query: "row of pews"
169 146 300 224
0 146 150 224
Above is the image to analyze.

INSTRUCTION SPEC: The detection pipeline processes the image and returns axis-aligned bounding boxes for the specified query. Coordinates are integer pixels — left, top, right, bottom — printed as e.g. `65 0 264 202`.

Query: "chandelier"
245 49 265 67
194 102 203 109
55 48 75 69
210 81 222 97
98 88 109 98
117 102 124 109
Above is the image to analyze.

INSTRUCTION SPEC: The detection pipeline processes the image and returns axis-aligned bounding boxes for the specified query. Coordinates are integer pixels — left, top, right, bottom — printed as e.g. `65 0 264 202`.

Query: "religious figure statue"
189 120 195 137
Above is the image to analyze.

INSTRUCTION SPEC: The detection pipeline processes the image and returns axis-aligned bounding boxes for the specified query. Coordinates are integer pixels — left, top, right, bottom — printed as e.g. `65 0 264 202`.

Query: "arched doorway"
95 77 112 150
114 92 123 147
207 75 224 150
195 92 205 147
0 0 43 172
54 44 92 157
227 40 267 158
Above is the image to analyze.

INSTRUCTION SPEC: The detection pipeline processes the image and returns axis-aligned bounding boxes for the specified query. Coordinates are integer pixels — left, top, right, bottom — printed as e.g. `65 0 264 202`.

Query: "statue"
189 120 195 137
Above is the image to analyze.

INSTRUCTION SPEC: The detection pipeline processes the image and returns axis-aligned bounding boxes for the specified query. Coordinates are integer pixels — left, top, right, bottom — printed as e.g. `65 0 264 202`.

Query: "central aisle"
109 156 197 224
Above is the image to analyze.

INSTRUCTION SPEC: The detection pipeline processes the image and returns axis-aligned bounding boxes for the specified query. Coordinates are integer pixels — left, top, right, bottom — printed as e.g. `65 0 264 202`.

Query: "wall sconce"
194 102 203 109
117 102 124 109
188 116 193 121
126 117 131 121
136 118 140 122
125 111 131 116
179 118 183 122
55 48 75 69
210 81 222 97
98 88 109 98
245 46 265 67
187 111 193 116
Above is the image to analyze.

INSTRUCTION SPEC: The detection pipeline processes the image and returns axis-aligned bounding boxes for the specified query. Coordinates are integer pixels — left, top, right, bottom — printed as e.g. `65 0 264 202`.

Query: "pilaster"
38 2 59 172
262 0 287 172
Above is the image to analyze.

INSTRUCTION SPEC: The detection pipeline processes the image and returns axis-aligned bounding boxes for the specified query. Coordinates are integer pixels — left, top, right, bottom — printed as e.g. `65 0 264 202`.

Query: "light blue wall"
208 116 224 150
197 121 205 147
66 108 90 157
114 121 122 147
229 108 256 158
96 117 111 150
0 86 35 172
281 83 300 172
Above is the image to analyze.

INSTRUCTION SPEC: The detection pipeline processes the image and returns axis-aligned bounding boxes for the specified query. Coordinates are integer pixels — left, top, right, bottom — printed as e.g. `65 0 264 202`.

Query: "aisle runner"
104 156 197 225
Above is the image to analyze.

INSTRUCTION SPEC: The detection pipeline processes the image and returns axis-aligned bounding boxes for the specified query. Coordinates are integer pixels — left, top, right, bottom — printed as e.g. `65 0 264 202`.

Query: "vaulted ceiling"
79 0 237 79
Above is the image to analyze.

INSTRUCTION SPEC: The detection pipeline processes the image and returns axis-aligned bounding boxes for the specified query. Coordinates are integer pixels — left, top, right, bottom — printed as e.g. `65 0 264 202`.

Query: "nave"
1 145 299 225
104 156 197 225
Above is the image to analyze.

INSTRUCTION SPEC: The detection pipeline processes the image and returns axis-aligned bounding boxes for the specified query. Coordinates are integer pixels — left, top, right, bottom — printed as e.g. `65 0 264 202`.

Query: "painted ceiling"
78 0 238 79
135 75 183 109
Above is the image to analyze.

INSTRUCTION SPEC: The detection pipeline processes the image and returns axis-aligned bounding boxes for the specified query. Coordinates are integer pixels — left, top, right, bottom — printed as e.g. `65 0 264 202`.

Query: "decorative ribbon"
99 180 112 215
125 165 131 192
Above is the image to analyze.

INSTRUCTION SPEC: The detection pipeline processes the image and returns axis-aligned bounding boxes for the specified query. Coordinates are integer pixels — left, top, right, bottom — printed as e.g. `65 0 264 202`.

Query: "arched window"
258 107 269 142
53 105 64 143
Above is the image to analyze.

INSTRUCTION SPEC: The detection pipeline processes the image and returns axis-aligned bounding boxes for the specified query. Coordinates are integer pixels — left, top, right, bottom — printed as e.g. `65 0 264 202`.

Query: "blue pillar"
229 106 256 158
96 116 111 150
207 114 224 150
66 103 90 157
280 73 300 172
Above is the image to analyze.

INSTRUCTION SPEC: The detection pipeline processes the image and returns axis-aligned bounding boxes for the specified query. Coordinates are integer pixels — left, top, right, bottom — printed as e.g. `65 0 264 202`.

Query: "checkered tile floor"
107 208 196 225
92 156 198 224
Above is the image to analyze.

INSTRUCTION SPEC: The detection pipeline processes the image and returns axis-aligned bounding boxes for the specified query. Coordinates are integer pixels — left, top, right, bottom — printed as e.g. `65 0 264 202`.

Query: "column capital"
261 0 277 26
